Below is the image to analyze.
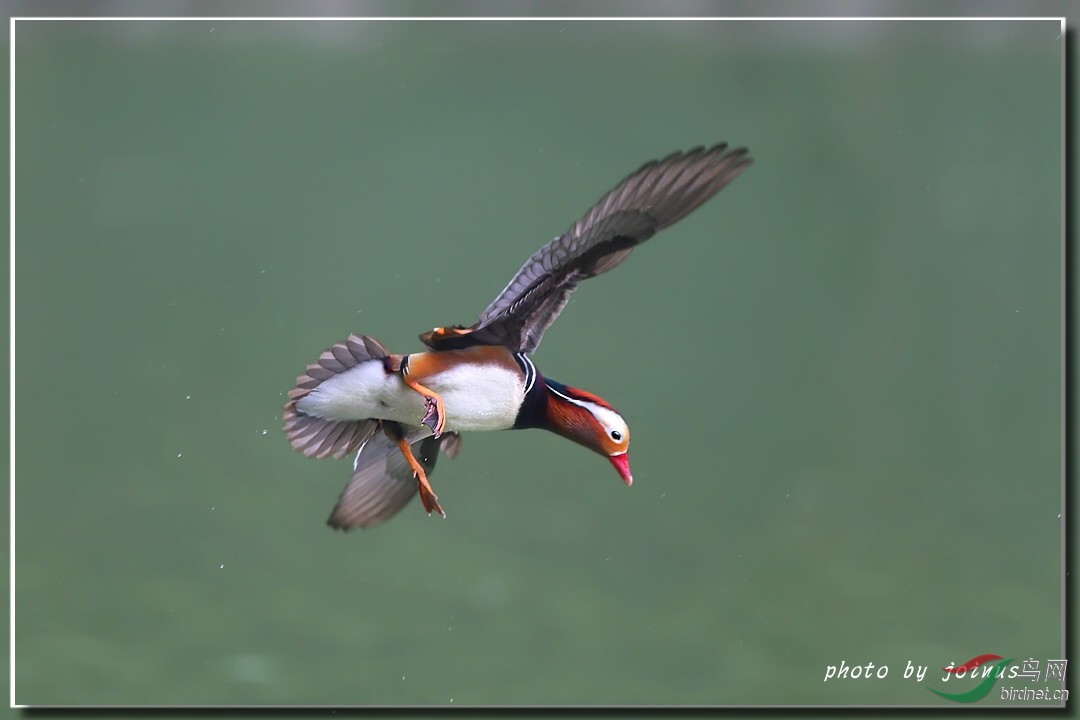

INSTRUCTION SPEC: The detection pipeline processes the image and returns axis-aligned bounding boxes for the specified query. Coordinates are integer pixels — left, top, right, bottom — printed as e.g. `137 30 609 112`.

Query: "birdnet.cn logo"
822 654 1068 704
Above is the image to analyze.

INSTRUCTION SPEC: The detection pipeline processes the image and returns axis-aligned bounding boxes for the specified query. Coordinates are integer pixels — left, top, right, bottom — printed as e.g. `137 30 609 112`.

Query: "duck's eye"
610 430 622 441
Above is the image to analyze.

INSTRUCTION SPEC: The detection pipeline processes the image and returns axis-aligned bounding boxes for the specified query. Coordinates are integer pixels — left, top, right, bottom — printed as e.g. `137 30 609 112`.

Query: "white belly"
295 359 524 433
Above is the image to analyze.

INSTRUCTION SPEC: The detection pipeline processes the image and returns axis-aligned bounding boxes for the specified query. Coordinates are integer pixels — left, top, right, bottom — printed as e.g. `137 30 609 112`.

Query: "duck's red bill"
609 452 633 486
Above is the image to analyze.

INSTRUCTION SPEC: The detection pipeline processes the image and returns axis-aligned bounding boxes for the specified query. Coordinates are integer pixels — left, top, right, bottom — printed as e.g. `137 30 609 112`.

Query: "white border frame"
10 15 1071 708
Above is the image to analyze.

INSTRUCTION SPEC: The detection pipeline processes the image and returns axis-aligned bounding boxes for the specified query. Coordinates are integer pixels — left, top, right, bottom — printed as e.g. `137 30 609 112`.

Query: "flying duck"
284 143 752 529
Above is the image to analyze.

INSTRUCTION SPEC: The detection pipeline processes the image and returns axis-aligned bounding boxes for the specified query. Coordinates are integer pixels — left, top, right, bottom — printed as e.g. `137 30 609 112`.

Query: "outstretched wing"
327 429 462 530
420 143 752 354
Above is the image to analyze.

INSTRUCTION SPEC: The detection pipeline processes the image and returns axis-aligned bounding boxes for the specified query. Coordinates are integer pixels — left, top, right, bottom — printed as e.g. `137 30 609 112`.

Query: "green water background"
12 19 1062 706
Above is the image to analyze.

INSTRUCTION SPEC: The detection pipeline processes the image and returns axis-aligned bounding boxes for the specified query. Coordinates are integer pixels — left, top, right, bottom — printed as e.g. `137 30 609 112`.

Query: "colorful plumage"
284 143 752 529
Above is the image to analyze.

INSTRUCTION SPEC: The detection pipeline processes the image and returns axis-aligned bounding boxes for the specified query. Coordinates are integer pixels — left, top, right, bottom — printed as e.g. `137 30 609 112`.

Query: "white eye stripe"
591 405 629 441
546 383 580 406
548 385 628 440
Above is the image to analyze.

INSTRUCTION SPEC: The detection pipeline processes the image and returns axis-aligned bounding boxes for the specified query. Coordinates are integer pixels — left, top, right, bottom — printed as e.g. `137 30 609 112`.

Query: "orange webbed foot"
419 394 446 438
394 434 446 519
402 375 446 438
416 475 446 518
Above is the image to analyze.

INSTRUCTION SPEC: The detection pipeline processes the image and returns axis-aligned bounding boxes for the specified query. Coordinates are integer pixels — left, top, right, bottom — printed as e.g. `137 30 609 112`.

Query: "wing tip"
326 513 363 531
321 430 463 532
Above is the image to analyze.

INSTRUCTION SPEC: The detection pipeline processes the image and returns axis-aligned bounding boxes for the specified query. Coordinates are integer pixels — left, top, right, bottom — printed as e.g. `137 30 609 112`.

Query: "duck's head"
543 379 632 486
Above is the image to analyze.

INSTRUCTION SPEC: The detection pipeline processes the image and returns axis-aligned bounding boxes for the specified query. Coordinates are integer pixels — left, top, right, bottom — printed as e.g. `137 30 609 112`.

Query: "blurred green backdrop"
13 19 1061 706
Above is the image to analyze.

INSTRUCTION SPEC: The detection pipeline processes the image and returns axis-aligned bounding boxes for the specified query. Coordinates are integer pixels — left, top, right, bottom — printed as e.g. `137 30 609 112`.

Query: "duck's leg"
388 355 446 438
382 421 445 518
403 377 445 438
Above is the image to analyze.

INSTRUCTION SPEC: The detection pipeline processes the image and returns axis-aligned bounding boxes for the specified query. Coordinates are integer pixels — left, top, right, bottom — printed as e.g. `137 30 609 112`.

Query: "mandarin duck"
284 143 752 529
